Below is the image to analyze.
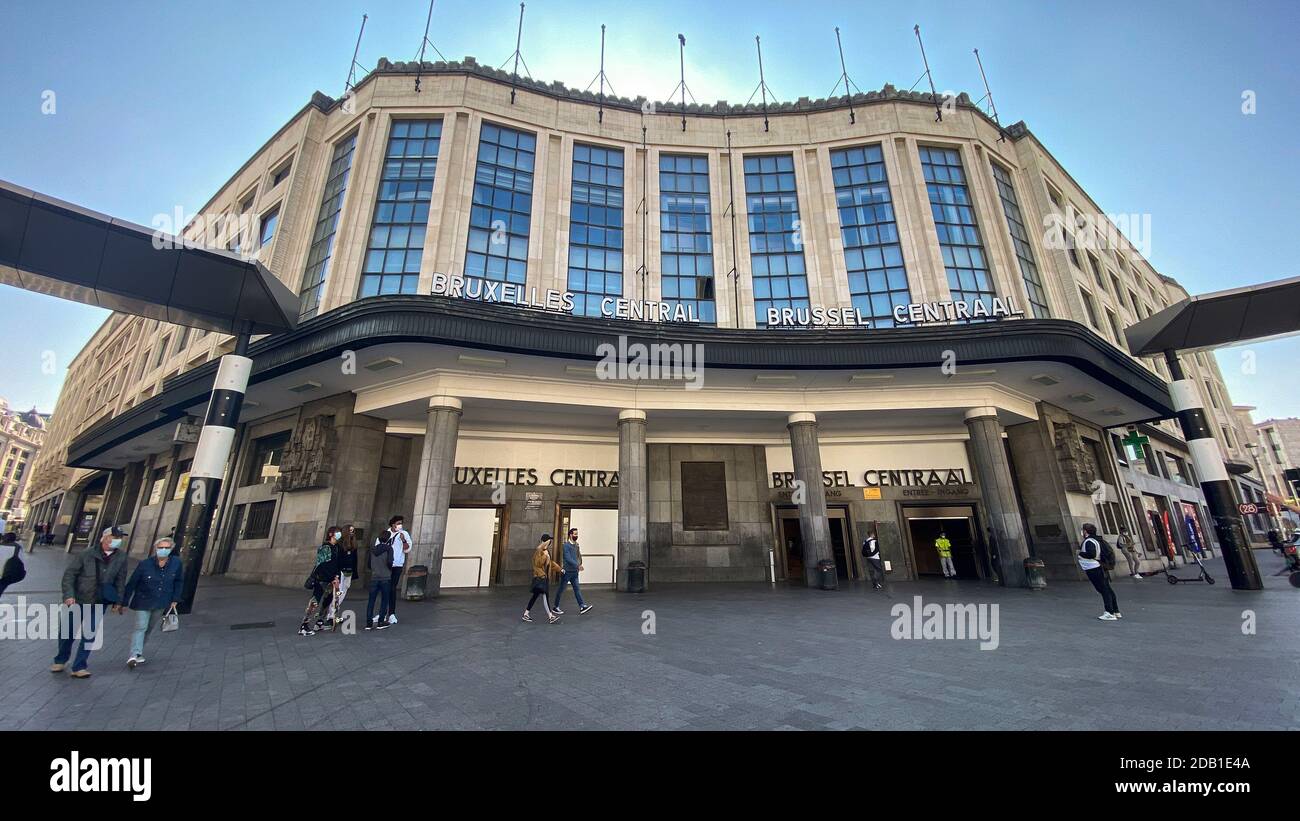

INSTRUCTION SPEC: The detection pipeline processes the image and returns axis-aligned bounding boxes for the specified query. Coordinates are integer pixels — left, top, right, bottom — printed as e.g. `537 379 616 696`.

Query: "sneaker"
548 614 561 624
50 663 66 673
364 623 375 631
552 607 565 615
522 612 534 623
1113 612 1123 619
314 621 326 631
1097 613 1118 621
127 655 138 669
873 583 883 590
70 669 91 678
1132 574 1142 579
376 621 389 630
579 604 594 614
388 614 397 625
298 626 316 636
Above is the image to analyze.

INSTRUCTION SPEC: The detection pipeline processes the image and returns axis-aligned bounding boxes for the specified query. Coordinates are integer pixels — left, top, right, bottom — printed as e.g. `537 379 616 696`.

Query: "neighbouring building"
19 55 1278 592
0 398 49 531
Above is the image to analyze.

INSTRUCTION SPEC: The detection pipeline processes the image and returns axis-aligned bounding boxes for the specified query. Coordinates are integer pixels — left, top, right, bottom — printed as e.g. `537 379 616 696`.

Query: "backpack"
861 537 878 558
1 545 25 586
1097 537 1117 571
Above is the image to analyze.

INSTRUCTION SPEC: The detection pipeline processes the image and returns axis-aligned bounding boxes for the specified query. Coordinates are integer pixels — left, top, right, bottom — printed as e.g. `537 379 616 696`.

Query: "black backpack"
1097 537 1117 571
1 545 26 586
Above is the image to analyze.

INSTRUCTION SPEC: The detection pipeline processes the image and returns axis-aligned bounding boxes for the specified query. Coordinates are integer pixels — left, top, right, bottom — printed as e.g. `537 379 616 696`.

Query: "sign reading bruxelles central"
430 272 1025 327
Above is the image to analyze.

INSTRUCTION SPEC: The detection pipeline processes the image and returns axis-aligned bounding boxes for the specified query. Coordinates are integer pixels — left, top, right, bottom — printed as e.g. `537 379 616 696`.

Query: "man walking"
935 531 955 578
861 532 885 589
365 531 394 631
552 527 593 615
384 515 411 624
1079 523 1121 621
1117 524 1141 579
52 525 129 678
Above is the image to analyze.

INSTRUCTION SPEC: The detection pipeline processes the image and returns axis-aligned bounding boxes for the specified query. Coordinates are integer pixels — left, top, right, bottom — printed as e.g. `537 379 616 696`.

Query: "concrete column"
616 409 647 591
965 407 1030 587
406 396 462 598
787 412 834 587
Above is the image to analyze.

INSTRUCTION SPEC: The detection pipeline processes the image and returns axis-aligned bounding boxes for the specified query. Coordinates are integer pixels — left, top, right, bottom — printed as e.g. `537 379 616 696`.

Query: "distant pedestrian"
935 531 955 578
1 532 26 598
298 526 342 636
552 527 593 615
383 516 412 624
861 532 885 589
327 525 359 626
523 534 562 624
52 525 129 678
365 530 394 631
1079 523 1121 621
123 537 183 669
1118 524 1141 578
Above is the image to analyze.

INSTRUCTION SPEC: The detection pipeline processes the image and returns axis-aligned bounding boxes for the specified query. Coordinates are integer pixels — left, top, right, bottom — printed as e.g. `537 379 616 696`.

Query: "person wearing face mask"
300 526 343 636
383 515 412 624
123 537 184 669
326 525 359 628
52 525 129 678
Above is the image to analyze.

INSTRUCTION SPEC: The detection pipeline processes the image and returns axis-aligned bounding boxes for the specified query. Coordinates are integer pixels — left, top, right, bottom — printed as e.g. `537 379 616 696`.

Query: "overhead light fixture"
1030 374 1060 386
288 380 322 394
1101 407 1125 416
457 354 506 368
242 400 260 408
565 365 599 377
850 373 895 383
364 356 404 372
755 374 797 383
949 368 997 377
1068 392 1096 403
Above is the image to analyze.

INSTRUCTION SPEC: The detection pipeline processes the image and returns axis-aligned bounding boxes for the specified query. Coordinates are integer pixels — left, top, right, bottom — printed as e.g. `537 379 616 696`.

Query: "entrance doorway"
775 507 856 582
903 505 982 580
557 506 618 585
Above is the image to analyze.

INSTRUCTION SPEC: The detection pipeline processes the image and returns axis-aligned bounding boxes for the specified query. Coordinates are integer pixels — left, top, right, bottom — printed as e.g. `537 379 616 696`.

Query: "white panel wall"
443 507 496 587
569 508 618 584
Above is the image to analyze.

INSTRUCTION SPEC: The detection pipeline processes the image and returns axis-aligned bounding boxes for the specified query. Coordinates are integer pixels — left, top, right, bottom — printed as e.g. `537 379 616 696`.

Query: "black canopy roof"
0 179 299 335
1126 274 1300 355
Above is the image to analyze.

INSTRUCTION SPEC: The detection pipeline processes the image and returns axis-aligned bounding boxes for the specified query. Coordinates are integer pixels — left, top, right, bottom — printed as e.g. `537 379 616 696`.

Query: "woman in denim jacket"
123 537 184 669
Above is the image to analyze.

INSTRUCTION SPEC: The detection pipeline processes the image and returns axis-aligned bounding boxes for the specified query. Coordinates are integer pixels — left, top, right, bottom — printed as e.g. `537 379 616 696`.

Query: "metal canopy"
0 179 299 335
1126 274 1300 355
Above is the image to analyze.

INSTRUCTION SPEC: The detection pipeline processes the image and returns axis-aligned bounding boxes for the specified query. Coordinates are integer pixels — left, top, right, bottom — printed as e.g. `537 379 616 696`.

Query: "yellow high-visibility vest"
935 537 952 558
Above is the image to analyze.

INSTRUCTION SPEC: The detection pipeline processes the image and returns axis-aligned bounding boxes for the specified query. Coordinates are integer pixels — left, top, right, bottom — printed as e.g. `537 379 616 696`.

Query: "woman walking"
326 525 359 628
123 537 184 669
299 526 342 636
523 534 563 624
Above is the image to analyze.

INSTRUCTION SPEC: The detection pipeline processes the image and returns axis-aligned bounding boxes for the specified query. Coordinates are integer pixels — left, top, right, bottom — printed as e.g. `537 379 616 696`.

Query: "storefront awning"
0 179 299 335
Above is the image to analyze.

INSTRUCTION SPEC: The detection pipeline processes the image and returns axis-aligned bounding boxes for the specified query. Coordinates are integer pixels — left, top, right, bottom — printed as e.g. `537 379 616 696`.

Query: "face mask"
108 539 122 550
156 548 172 558
394 523 403 531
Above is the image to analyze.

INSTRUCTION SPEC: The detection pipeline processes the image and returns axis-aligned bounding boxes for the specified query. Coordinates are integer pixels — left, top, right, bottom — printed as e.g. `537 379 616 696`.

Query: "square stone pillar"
787 412 834 587
406 396 462 598
965 407 1030 587
617 410 647 591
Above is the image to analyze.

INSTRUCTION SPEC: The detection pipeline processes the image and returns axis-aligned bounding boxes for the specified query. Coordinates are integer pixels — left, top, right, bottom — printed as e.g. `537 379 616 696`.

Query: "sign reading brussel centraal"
431 271 1025 328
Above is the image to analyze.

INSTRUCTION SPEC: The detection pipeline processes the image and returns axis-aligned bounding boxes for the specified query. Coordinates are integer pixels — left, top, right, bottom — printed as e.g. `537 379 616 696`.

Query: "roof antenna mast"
585 24 618 123
747 35 776 132
343 13 369 100
973 48 1006 142
664 34 696 132
829 26 861 125
414 0 447 93
499 2 533 105
912 24 943 122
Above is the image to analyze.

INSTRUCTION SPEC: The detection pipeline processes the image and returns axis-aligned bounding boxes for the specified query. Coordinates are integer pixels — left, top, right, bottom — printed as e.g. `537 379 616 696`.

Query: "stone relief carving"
274 415 337 492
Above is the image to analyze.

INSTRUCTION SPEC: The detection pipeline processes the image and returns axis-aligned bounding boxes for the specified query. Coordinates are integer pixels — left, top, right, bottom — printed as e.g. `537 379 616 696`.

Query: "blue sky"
2 0 1298 420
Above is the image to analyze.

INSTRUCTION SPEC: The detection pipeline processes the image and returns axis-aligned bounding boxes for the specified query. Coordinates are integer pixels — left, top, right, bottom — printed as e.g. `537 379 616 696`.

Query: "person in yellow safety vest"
935 532 956 578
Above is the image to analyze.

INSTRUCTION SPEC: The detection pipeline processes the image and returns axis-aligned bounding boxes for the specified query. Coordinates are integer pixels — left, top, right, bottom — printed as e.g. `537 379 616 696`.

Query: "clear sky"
2 0 1297 421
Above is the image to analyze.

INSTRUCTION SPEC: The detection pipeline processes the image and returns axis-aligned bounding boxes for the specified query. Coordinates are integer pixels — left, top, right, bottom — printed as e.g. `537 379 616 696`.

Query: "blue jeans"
53 604 100 672
553 569 585 609
366 579 391 625
130 608 165 657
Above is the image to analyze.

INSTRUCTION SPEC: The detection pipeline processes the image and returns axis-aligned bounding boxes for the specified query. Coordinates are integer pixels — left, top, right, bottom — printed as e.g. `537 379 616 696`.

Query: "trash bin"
404 565 429 600
816 559 837 590
1023 557 1047 590
625 560 647 593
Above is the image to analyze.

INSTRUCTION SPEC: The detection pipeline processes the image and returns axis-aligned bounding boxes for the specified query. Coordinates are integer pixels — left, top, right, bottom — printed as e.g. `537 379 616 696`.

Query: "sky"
2 0 1298 421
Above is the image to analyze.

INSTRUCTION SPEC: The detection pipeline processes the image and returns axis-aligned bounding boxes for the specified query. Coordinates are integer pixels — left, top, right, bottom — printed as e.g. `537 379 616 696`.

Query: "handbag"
530 575 547 594
161 604 179 633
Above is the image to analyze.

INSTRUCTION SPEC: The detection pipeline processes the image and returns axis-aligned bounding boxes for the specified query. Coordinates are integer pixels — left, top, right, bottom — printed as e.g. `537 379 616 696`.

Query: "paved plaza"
2 546 1297 731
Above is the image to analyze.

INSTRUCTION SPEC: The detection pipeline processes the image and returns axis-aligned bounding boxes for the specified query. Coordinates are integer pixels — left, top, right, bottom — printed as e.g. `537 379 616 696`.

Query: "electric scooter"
1165 553 1215 585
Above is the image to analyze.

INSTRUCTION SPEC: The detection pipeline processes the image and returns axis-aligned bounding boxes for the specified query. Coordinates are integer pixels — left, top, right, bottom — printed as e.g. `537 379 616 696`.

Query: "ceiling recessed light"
457 354 506 368
1101 407 1125 416
850 373 895 383
950 368 997 377
242 400 260 408
288 380 322 393
1068 392 1096 403
565 365 598 376
755 374 797 383
364 356 404 371
1031 374 1060 386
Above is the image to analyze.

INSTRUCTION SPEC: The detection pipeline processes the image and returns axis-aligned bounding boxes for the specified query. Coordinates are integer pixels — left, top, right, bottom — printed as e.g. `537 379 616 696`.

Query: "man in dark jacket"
365 533 395 631
52 525 129 678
